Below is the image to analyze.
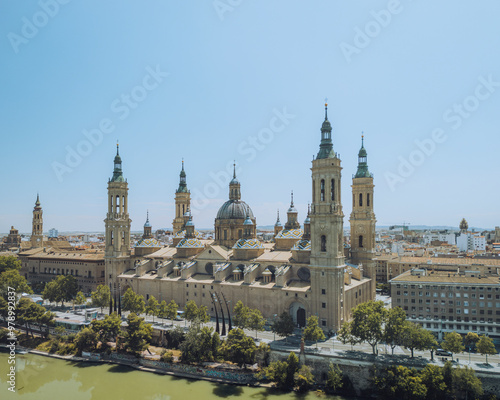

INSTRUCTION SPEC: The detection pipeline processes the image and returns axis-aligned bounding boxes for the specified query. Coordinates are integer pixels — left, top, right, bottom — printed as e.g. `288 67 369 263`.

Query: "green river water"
0 352 349 400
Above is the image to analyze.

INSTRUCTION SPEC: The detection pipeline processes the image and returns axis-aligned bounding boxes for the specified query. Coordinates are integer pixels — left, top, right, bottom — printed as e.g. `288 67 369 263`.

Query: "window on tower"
224 230 228 240
320 180 325 201
331 179 335 201
312 180 315 202
321 235 327 252
359 193 363 207
359 235 363 248
367 193 370 207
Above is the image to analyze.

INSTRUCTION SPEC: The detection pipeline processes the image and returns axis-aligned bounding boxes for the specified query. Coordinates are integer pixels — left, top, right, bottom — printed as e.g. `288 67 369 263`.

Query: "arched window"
359 193 363 207
320 180 325 201
331 179 335 201
353 193 355 208
224 230 228 240
321 235 327 252
367 193 371 207
359 235 363 248
312 180 316 202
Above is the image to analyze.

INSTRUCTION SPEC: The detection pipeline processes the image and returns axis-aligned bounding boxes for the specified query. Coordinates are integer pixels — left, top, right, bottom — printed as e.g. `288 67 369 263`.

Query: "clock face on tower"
358 226 366 234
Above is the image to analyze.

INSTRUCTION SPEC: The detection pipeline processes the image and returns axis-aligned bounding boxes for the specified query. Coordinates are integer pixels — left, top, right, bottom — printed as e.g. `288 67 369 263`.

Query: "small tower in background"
31 194 44 248
173 160 191 234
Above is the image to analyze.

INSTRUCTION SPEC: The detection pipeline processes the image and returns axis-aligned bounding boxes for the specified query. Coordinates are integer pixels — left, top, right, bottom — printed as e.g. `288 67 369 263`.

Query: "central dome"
216 200 254 220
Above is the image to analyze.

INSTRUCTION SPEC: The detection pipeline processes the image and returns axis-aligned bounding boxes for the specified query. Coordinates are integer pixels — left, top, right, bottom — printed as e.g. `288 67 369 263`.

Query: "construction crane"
389 222 411 232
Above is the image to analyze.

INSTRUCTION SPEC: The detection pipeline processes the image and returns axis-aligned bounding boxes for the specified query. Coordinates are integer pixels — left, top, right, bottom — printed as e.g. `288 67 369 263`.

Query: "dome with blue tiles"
233 238 264 249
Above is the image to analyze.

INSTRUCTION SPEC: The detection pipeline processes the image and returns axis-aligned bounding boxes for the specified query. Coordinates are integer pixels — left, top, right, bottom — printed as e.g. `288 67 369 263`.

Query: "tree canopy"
303 315 325 348
122 288 145 315
91 285 110 313
271 312 295 342
220 327 256 368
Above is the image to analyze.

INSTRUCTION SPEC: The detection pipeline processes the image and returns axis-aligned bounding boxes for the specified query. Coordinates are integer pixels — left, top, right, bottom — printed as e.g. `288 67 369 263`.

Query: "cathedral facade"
105 103 376 331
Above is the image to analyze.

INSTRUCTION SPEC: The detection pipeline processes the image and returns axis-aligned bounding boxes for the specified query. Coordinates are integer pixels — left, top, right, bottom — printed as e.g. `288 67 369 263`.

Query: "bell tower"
350 136 376 296
350 135 376 265
173 160 191 234
104 143 132 286
309 101 345 331
31 194 44 248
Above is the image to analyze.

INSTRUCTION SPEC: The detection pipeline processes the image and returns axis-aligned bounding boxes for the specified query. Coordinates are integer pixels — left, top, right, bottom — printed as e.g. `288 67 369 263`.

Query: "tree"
40 310 55 338
0 255 21 273
294 365 314 393
166 325 185 349
260 360 288 390
180 322 220 364
220 328 256 368
476 335 496 364
123 313 152 354
442 331 465 361
122 288 145 315
91 285 110 313
258 351 298 391
374 365 427 400
157 300 168 325
247 308 265 338
303 315 325 349
271 312 295 342
197 305 210 324
326 363 344 393
419 364 447 400
383 307 407 355
349 300 387 354
17 298 37 336
74 327 98 354
400 321 437 358
91 313 122 343
464 332 479 353
0 270 32 300
338 321 358 349
43 280 62 306
165 300 178 325
233 300 249 328
285 352 299 388
183 300 199 324
146 296 159 323
74 291 86 308
451 365 483 400
59 275 78 305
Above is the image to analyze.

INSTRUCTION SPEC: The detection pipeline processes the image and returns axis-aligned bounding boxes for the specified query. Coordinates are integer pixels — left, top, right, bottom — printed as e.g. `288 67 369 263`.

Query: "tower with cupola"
31 194 44 248
309 101 345 331
173 160 191 234
349 136 376 265
349 136 376 295
104 144 132 286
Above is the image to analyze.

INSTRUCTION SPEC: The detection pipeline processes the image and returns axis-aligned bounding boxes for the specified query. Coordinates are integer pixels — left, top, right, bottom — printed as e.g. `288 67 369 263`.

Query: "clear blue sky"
1 1 499 233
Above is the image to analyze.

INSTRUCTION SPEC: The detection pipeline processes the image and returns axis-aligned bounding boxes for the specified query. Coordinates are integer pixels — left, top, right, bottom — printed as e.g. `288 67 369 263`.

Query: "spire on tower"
316 99 334 159
177 159 188 193
275 209 282 227
354 133 372 179
111 144 125 182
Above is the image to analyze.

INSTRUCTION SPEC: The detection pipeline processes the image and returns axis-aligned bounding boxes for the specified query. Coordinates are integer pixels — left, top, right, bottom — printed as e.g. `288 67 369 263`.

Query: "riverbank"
1 344 262 387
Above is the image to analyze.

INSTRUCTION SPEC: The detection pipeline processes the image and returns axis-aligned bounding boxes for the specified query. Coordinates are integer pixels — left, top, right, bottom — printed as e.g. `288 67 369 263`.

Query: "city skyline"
1 1 500 233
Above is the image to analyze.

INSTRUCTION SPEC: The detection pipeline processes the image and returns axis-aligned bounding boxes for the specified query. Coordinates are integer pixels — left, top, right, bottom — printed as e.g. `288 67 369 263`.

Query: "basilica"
105 103 377 331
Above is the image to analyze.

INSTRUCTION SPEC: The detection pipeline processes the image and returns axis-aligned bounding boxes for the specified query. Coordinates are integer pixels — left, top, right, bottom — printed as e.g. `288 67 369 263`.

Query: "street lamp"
272 314 277 341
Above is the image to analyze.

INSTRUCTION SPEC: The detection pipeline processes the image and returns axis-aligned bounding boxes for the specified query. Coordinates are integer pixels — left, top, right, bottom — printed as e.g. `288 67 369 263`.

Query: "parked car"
436 348 452 357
